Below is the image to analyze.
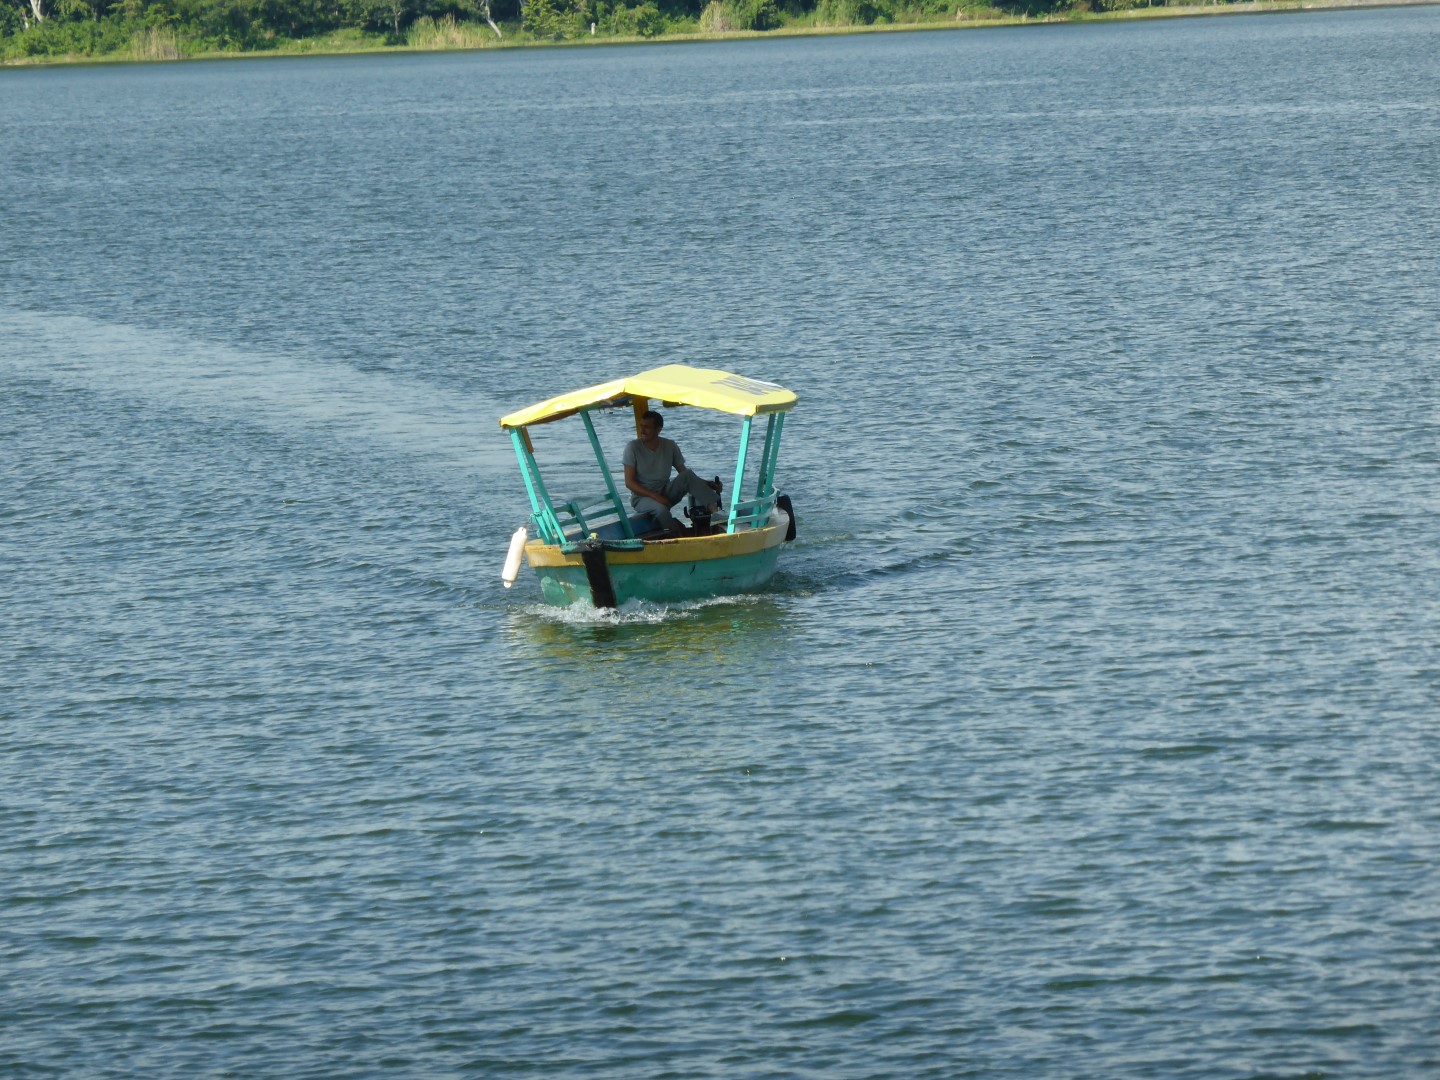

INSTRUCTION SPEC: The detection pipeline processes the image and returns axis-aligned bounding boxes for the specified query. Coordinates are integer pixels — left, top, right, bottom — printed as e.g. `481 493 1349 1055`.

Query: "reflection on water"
507 592 789 650
503 594 794 717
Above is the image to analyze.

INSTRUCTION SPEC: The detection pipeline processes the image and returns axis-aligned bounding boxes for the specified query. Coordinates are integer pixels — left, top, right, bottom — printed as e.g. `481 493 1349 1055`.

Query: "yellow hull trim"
525 522 785 569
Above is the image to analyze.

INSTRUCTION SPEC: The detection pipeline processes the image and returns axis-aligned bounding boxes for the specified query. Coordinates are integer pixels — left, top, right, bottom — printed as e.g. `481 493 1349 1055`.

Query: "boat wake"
521 591 775 626
769 530 973 597
1 309 512 479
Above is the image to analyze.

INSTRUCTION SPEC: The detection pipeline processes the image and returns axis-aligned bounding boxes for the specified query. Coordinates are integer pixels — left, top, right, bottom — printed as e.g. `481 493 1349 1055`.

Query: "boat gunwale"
523 518 788 568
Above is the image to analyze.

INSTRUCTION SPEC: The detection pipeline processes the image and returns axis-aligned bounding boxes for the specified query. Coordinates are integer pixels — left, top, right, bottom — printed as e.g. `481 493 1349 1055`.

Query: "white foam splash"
522 591 764 626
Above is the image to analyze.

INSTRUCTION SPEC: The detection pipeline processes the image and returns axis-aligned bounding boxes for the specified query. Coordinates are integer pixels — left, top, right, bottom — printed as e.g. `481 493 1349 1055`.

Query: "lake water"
4 7 1439 1076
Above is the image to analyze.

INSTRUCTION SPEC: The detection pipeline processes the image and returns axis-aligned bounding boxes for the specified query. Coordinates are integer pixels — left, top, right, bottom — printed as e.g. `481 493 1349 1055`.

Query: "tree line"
2 0 1210 61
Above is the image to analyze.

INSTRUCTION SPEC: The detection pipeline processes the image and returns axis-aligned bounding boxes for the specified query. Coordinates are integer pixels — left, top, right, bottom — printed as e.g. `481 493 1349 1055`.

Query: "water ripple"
5 10 1440 1079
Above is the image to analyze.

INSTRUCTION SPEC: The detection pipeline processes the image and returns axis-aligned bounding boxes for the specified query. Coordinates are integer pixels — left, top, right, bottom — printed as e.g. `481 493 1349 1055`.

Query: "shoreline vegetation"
1 0 1430 66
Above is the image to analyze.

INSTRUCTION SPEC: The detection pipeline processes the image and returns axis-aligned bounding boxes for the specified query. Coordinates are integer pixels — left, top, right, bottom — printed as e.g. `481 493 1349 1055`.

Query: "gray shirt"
622 436 684 495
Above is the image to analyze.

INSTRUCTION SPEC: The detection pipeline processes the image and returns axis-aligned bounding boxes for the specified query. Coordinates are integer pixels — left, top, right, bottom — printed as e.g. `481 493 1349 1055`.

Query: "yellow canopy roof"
499 364 797 429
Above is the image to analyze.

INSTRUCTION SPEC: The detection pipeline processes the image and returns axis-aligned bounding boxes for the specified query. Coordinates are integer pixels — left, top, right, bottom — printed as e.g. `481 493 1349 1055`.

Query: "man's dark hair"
641 410 664 429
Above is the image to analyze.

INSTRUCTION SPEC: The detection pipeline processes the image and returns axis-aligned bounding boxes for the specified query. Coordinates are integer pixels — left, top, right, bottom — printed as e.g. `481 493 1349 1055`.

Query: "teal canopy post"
509 428 563 544
756 412 785 499
726 416 753 534
580 409 635 539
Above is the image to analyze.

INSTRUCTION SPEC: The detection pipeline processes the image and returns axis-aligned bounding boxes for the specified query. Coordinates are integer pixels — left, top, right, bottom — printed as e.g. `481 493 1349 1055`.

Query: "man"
622 410 722 538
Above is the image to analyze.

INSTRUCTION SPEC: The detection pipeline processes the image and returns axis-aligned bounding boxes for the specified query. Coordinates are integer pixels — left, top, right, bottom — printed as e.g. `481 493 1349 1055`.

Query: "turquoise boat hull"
535 545 781 607
524 520 789 608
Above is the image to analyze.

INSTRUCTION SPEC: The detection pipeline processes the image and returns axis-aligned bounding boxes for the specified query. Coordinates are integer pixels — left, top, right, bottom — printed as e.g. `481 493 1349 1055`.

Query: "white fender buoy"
501 526 527 588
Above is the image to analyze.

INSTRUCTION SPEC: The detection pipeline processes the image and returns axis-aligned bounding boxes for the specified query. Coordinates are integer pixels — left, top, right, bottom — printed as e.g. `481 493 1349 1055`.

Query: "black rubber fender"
577 539 618 608
776 494 797 542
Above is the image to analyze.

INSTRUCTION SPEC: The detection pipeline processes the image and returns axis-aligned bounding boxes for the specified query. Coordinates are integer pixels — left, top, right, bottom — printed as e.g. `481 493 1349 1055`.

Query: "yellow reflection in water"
503 595 792 717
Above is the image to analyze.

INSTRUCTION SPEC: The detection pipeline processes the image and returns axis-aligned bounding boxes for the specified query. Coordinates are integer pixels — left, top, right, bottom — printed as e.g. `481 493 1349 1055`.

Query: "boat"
499 364 798 608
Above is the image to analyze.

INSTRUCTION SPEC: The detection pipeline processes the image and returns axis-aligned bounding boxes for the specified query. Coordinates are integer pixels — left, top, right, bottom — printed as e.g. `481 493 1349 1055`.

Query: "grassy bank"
1 0 1432 67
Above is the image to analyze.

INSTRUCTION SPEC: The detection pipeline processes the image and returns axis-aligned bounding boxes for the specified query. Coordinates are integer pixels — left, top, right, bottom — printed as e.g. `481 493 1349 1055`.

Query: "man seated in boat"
622 410 723 538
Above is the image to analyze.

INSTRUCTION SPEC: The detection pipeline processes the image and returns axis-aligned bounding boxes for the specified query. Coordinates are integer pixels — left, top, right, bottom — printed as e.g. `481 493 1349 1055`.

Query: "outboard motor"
685 502 712 535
